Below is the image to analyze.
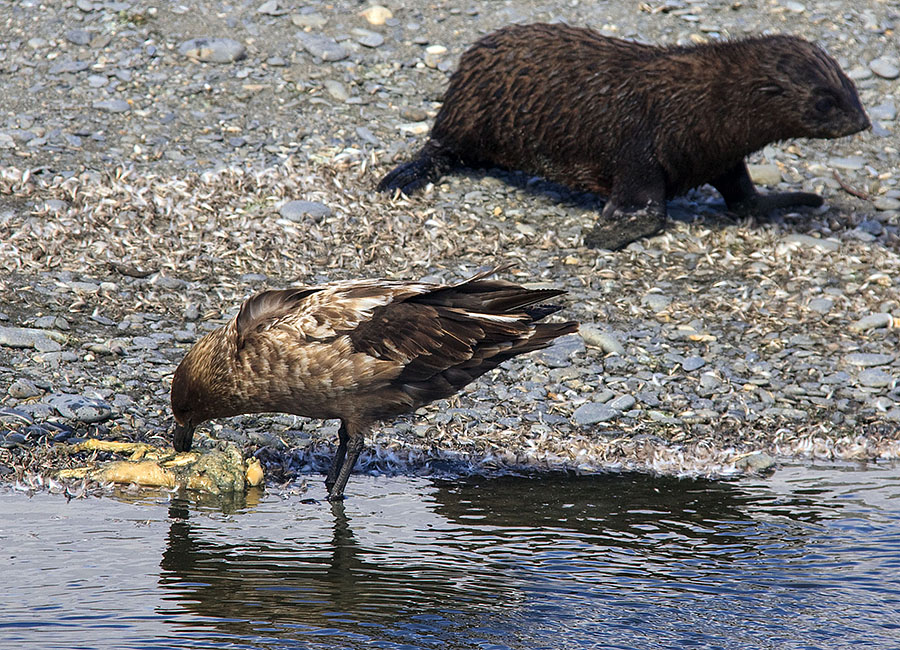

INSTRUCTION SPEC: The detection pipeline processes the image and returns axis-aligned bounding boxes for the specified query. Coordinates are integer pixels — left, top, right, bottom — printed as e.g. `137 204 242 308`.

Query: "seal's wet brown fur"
378 24 870 249
170 268 577 500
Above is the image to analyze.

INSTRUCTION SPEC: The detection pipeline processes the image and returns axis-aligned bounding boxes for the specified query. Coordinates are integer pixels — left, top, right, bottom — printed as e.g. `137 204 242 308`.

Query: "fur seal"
378 23 870 249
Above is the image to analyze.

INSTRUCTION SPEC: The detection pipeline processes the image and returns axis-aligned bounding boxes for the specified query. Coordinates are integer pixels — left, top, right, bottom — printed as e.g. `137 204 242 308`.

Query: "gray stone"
635 391 660 407
131 336 159 350
734 451 776 472
849 313 893 332
648 410 679 424
44 199 68 213
869 101 897 122
807 298 833 314
173 330 196 343
47 394 112 423
845 353 894 367
699 372 721 391
297 33 348 62
778 233 840 252
857 220 883 236
849 229 876 243
356 126 380 146
608 394 635 411
352 28 384 48
822 371 851 385
8 379 42 399
65 29 93 46
870 57 900 80
257 0 285 15
538 334 585 368
34 315 68 330
874 196 900 211
0 326 60 351
93 99 130 113
869 396 895 411
178 38 247 63
641 292 671 312
151 275 185 290
782 407 809 421
34 336 62 352
279 200 332 222
573 402 619 425
322 79 349 101
18 402 53 420
848 66 872 81
829 156 866 171
682 356 706 371
291 13 327 28
579 326 625 355
49 60 90 75
858 369 894 388
1 432 27 449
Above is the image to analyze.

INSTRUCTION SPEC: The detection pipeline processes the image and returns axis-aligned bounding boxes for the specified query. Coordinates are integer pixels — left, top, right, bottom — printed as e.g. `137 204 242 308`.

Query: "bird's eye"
814 96 835 114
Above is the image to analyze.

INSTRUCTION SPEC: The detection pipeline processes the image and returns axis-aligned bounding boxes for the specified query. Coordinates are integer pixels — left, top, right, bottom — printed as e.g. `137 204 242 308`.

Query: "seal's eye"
814 95 835 114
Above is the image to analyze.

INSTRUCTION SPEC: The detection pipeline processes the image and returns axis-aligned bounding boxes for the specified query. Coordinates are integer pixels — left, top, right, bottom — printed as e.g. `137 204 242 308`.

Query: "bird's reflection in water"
157 472 842 647
158 488 521 647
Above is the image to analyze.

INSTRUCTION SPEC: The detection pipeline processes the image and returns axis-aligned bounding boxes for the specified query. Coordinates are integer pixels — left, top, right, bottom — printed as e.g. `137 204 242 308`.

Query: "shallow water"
3 464 900 650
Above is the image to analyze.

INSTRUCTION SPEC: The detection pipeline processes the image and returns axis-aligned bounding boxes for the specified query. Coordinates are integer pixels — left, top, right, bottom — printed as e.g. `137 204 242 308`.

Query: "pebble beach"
1 0 899 491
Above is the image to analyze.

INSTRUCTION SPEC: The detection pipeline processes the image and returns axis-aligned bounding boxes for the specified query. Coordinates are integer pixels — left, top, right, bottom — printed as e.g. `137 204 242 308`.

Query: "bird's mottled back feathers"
233 281 432 348
235 287 321 348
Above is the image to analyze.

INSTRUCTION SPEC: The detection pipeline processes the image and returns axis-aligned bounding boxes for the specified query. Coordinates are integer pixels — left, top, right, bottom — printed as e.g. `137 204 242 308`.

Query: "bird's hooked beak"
172 421 195 453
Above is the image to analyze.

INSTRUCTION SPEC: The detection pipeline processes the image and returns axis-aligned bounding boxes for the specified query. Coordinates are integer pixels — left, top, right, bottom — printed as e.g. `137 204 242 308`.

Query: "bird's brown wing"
347 293 575 413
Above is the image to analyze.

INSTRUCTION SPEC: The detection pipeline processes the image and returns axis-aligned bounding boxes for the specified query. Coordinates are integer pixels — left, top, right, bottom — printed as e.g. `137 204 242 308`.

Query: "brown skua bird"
171 268 577 500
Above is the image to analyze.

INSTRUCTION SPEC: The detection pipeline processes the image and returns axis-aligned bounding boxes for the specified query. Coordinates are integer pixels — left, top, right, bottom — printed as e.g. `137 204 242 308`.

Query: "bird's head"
170 330 233 452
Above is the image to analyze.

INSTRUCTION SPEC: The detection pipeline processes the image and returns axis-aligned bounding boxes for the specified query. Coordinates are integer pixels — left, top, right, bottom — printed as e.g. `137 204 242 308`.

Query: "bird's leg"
324 422 349 495
326 428 365 501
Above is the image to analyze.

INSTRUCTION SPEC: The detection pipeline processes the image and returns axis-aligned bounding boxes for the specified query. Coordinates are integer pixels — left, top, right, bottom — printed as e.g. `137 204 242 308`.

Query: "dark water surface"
3 463 900 649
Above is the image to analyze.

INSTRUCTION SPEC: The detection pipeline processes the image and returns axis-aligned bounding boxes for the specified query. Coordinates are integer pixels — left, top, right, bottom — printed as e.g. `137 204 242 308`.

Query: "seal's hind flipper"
377 157 436 194
377 139 456 195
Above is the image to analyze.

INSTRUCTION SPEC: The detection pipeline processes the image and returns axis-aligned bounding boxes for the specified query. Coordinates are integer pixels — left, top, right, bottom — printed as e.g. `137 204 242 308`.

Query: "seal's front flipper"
712 161 823 217
584 160 667 250
584 202 667 250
